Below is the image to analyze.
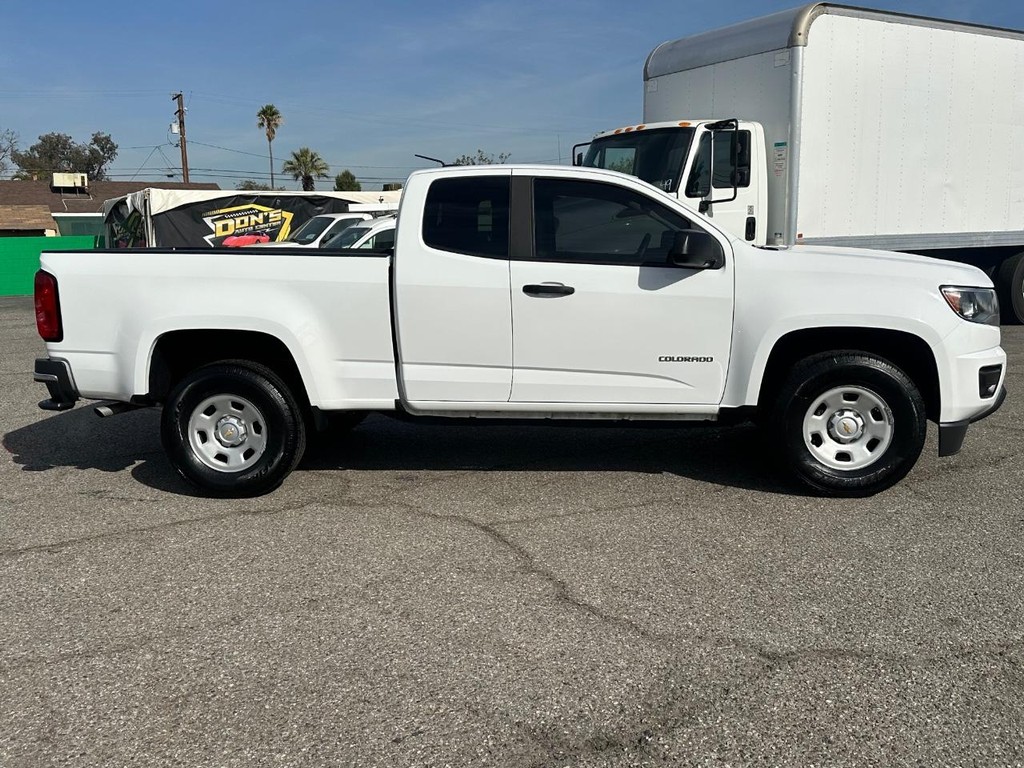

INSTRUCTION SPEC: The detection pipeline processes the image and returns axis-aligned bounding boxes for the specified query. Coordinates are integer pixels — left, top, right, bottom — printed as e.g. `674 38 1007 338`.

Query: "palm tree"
282 147 329 191
256 104 283 188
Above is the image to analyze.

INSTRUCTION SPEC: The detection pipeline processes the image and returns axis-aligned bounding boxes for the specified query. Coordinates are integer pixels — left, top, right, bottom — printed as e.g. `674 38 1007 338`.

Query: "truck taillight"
34 270 63 342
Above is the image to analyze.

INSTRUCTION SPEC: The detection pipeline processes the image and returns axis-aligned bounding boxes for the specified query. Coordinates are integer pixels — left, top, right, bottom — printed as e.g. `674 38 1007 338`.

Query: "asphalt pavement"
2 295 1023 767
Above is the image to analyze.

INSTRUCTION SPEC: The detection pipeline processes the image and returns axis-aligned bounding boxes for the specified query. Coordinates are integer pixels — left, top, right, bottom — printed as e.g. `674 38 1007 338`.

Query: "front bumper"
938 384 1007 457
34 357 80 411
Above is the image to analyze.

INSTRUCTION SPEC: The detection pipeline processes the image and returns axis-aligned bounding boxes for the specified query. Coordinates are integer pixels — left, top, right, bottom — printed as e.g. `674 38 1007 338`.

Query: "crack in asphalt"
0 503 311 559
0 612 261 675
736 639 1024 666
399 504 664 644
497 496 680 527
514 637 1024 767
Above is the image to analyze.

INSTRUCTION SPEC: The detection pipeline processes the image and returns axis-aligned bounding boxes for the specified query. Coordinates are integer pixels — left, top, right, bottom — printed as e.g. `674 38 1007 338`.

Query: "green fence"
0 236 97 296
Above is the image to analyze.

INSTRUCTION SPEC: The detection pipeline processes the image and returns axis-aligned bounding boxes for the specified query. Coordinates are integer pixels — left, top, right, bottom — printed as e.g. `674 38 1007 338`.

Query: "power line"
187 91 587 136
188 140 267 159
186 140 445 170
127 145 160 182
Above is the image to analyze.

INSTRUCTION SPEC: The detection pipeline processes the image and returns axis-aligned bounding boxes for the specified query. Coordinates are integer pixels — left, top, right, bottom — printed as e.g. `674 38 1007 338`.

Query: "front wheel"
770 352 926 497
161 362 307 497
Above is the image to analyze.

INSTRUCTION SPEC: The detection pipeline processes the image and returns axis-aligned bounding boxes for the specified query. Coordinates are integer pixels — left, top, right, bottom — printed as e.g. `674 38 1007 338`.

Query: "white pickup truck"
33 165 1007 497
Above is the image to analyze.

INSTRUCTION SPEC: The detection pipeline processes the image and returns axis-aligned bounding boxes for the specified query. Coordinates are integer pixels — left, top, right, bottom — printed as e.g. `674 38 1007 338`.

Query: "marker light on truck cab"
34 270 63 342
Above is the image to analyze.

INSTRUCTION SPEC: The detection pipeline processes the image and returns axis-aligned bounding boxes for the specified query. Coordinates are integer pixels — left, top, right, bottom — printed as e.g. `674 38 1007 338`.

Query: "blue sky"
0 0 1019 189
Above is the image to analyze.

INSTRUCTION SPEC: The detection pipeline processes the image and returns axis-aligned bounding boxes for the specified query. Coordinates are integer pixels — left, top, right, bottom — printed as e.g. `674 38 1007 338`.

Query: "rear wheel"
771 352 926 497
161 362 306 496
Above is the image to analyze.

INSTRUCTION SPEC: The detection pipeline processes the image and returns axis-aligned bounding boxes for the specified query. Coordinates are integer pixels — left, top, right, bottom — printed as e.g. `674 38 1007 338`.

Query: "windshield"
287 216 334 244
582 127 695 193
328 224 373 248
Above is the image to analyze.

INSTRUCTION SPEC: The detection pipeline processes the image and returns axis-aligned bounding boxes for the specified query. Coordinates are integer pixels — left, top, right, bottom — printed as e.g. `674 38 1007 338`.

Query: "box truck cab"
579 119 769 247
576 3 1024 323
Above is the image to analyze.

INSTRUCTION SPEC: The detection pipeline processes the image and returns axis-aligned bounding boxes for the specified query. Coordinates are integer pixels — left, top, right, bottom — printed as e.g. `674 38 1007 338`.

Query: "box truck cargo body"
578 3 1024 322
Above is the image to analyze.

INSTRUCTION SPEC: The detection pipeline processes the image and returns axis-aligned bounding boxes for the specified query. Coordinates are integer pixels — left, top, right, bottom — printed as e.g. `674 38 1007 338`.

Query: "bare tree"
451 149 510 166
0 128 17 178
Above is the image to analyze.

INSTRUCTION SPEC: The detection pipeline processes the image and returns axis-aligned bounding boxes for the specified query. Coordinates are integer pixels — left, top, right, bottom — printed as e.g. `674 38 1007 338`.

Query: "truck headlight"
940 286 1000 326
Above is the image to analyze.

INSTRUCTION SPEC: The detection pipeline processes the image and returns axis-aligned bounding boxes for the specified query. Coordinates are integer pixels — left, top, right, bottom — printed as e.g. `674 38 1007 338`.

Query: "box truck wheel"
997 252 1024 324
771 352 926 497
161 361 307 497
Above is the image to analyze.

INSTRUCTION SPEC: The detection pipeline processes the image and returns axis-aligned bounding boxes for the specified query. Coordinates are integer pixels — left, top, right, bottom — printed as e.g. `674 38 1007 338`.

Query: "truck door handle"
523 283 575 297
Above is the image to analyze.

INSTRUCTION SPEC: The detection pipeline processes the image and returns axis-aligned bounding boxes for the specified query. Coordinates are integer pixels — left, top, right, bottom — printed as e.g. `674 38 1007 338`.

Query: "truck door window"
423 177 510 258
532 178 696 266
685 130 751 198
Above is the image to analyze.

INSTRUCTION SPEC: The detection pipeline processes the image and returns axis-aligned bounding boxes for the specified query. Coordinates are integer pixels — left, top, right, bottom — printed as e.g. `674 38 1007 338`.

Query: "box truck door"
682 124 760 244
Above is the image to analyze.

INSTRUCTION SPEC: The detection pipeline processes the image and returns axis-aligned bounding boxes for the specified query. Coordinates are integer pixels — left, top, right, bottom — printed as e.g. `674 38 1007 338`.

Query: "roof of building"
0 179 221 215
0 204 58 232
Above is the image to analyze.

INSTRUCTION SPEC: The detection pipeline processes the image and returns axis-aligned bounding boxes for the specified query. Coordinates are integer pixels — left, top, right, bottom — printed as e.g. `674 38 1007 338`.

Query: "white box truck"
575 3 1024 322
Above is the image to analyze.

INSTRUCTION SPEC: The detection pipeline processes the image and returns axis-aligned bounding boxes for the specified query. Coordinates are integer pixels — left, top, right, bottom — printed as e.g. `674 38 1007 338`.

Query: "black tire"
770 352 926 497
161 362 307 497
996 252 1024 325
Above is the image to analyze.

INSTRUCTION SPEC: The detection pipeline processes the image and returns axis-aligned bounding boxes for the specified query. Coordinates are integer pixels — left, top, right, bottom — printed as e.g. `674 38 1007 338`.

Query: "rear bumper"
938 384 1007 457
34 357 80 411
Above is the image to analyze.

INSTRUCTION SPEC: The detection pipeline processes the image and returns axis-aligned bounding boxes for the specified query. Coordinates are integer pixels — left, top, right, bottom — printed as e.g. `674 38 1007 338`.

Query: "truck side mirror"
575 152 583 167
669 229 725 269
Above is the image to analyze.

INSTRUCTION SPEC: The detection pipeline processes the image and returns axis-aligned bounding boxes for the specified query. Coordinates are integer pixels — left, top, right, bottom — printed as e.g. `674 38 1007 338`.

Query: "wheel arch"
147 329 312 412
756 327 940 421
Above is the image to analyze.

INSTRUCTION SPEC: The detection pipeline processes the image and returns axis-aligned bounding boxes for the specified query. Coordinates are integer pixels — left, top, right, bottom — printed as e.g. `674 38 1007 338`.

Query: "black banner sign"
148 195 353 247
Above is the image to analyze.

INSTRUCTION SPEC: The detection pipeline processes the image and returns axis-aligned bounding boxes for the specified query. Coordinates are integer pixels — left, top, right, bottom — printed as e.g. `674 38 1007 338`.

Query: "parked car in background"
222 231 271 247
101 188 397 248
321 216 396 250
247 212 372 248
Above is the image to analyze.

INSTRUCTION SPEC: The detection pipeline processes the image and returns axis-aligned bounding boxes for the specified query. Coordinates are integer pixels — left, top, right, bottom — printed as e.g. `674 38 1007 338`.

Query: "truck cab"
577 119 768 246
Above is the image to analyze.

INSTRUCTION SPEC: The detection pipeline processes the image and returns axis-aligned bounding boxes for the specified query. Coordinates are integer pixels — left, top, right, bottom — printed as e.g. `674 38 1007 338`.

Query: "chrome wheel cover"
187 394 268 473
802 385 893 471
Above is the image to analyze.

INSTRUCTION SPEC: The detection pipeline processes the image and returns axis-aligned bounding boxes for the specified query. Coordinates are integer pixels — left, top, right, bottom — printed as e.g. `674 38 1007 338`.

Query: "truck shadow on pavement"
306 415 797 494
4 409 798 496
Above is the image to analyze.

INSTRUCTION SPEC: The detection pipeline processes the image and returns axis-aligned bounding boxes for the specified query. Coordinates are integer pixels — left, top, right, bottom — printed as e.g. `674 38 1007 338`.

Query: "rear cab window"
422 177 510 258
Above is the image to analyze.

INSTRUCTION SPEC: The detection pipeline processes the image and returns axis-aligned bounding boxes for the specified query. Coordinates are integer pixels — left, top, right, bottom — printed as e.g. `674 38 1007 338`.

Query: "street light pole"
172 92 190 183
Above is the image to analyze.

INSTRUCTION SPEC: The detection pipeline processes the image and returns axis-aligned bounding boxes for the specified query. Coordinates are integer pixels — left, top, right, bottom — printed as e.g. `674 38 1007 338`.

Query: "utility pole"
172 92 190 183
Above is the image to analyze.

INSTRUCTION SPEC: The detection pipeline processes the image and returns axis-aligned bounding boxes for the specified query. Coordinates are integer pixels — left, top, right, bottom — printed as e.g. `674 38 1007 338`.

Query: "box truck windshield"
582 127 695 193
